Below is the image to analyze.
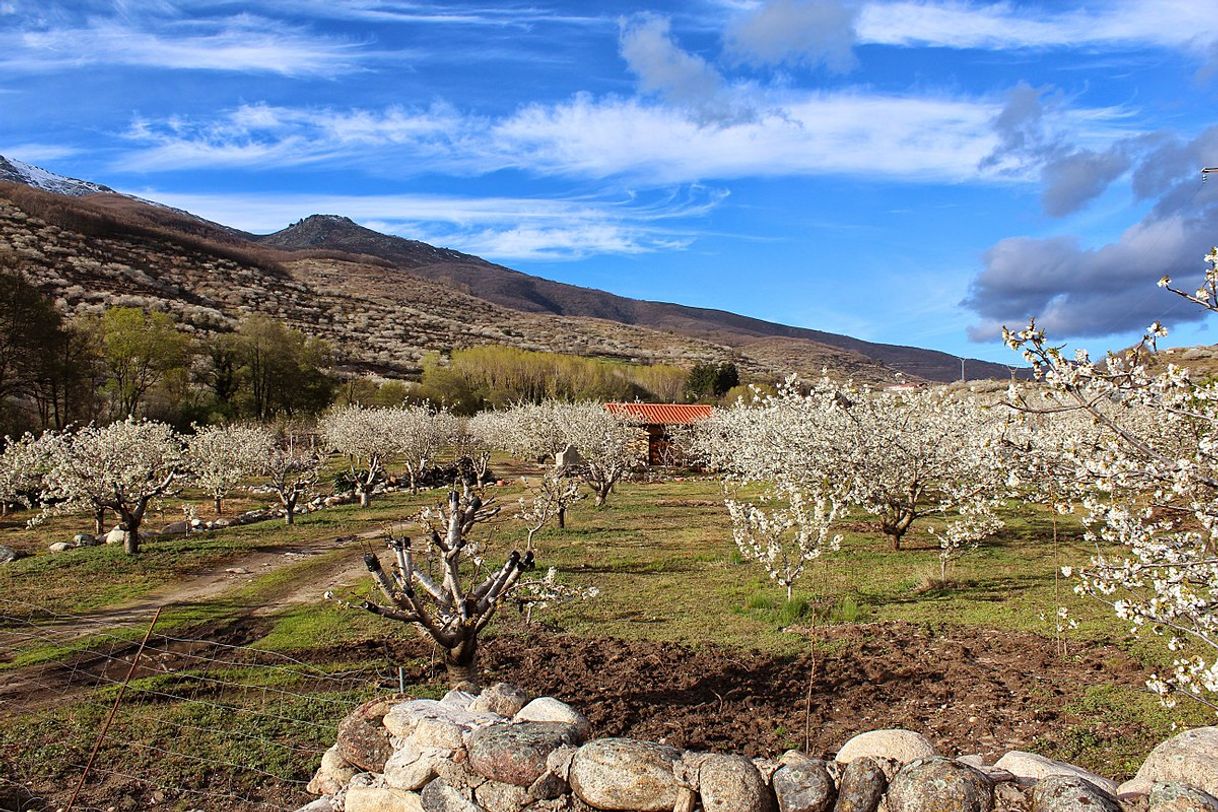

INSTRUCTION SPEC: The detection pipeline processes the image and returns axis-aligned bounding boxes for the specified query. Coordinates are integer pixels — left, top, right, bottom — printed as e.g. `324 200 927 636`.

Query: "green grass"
1 472 1212 806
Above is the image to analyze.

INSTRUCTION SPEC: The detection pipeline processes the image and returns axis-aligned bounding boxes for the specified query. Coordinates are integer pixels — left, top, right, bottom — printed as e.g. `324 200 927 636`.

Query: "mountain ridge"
0 155 1018 383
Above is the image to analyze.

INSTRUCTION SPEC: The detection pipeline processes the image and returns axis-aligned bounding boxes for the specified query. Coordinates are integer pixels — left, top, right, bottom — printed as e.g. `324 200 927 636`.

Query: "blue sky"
3 1 1218 363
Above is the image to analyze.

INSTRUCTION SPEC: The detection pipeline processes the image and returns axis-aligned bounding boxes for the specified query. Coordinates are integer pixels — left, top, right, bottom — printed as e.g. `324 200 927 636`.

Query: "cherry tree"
187 424 274 514
454 416 497 487
398 405 461 493
1002 247 1218 710
333 486 531 687
40 418 186 554
555 402 645 506
0 432 57 516
320 405 399 506
262 431 322 526
516 472 584 546
725 482 842 601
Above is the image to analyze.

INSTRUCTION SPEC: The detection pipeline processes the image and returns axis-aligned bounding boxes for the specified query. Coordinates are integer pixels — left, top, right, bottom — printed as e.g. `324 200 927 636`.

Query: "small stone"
420 778 479 812
160 520 190 536
384 699 501 740
833 756 887 812
1031 774 1119 812
772 751 834 812
74 533 99 546
545 744 578 782
48 541 73 552
468 722 580 788
994 751 1118 795
308 744 359 796
512 697 589 739
472 779 529 812
471 684 531 718
887 757 994 812
569 738 681 811
1149 782 1218 812
441 690 476 710
526 772 568 801
338 697 403 773
345 773 426 812
836 731 936 767
700 753 776 812
993 782 1030 811
410 718 466 750
384 745 454 791
1122 728 1218 798
104 526 128 545
294 800 336 812
0 544 17 563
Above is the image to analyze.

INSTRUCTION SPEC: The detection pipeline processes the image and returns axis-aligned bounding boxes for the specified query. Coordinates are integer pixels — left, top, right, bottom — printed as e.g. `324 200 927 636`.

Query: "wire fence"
0 598 398 812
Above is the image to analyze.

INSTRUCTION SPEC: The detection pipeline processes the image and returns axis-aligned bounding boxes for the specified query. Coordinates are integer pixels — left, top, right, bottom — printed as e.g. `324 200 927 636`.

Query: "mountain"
0 156 115 197
261 214 1016 382
0 156 1017 384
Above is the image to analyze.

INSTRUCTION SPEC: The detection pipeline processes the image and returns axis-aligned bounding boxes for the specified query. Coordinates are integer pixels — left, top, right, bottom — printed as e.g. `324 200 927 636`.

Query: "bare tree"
263 431 322 526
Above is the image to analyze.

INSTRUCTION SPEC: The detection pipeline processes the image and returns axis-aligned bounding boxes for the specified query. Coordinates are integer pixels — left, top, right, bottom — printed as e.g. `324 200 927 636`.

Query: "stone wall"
298 683 1218 812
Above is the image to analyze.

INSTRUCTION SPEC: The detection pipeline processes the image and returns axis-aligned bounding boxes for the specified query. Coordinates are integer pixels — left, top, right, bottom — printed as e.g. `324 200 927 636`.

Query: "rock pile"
297 686 1218 812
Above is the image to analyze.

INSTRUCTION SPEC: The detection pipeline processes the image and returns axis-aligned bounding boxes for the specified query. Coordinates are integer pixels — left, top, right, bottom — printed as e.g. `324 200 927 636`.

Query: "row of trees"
1 260 335 434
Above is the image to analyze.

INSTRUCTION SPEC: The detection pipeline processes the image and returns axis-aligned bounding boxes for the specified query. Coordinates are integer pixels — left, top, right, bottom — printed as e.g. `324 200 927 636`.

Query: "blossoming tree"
40 418 186 554
187 424 274 514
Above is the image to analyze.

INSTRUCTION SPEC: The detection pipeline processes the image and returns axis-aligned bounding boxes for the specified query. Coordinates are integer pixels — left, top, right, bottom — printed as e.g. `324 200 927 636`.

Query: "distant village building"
604 403 714 466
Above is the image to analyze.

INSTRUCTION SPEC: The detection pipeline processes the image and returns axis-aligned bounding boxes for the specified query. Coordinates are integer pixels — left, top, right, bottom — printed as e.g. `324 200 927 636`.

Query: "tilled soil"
389 621 1145 765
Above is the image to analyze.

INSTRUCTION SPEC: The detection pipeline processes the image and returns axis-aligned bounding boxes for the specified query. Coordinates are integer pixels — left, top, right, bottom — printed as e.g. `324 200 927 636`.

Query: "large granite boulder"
467 722 581 787
1121 728 1218 797
836 730 936 767
569 738 682 811
887 757 994 812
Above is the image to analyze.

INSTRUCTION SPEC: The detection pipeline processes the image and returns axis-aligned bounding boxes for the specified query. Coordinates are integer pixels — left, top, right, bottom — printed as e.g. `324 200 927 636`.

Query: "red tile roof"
605 403 714 425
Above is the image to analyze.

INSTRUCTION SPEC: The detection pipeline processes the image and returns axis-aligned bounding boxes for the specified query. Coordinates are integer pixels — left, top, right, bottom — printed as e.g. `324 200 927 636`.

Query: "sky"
3 0 1218 364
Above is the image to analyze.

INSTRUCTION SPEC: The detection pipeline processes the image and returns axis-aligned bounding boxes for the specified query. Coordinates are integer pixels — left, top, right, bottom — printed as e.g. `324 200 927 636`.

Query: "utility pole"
960 357 965 382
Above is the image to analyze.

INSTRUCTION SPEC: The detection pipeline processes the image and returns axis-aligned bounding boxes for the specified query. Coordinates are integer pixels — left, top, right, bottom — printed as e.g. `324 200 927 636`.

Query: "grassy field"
0 468 1211 810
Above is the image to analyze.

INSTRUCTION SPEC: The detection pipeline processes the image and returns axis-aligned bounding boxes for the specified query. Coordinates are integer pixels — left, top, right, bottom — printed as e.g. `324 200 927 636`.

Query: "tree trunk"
358 490 370 507
443 638 479 690
557 506 566 529
93 508 106 535
124 521 141 555
285 499 296 525
214 495 222 514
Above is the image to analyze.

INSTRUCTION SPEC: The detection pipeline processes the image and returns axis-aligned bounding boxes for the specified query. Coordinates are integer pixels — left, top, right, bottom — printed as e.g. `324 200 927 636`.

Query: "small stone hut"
604 403 714 466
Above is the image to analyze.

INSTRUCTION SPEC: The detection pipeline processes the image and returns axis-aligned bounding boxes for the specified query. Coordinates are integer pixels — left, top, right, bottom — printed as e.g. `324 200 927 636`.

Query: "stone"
994 751 1118 795
441 690 477 710
467 722 581 787
385 699 501 740
294 800 336 812
420 778 479 812
0 544 16 563
1031 775 1119 812
1149 782 1218 812
569 738 682 811
833 756 887 812
338 696 403 773
73 532 99 546
308 744 359 796
433 757 488 792
211 517 231 529
512 697 590 739
993 782 1030 811
887 757 994 812
410 718 466 750
526 771 568 801
472 779 529 812
48 541 72 552
104 526 128 545
384 745 454 791
160 520 190 536
1122 728 1218 798
700 753 776 812
836 730 937 767
771 751 834 812
345 773 426 812
471 684 531 718
545 744 578 782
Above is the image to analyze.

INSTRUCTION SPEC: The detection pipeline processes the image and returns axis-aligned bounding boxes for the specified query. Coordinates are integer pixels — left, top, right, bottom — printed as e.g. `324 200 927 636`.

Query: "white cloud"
0 142 80 163
3 14 373 76
620 15 730 113
857 0 1218 53
115 89 1137 185
128 187 728 262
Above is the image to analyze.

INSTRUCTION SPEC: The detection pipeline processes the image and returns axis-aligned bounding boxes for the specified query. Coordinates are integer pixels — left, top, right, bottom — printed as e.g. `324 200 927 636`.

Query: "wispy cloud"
2 13 374 77
0 142 80 163
857 0 1218 54
118 90 1132 186
133 186 728 261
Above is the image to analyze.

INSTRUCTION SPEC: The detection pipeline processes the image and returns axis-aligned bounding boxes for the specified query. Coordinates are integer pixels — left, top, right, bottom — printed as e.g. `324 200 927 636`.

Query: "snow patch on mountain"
0 155 114 197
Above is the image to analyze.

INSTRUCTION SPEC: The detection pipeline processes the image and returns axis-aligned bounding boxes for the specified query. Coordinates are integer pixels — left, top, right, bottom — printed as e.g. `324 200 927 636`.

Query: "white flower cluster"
1004 247 1218 712
691 377 1006 594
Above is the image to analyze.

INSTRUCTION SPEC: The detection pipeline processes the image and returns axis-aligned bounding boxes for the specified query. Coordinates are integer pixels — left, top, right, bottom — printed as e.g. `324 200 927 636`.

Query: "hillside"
260 214 1014 382
0 155 1015 383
